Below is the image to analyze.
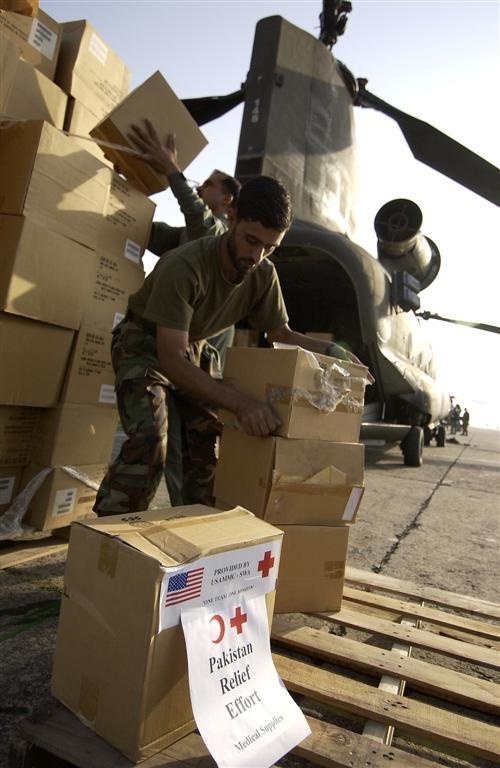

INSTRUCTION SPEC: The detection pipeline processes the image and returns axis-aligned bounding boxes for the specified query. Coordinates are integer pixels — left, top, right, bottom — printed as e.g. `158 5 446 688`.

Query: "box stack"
0 6 157 533
214 346 370 613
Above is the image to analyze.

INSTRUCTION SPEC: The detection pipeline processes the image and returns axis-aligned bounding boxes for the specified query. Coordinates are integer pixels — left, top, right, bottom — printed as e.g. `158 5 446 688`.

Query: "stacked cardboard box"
214 346 370 613
52 506 282 761
0 6 156 533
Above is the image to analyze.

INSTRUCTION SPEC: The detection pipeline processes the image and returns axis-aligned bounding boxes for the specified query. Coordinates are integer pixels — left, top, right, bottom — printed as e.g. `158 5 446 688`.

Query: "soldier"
127 121 240 505
93 175 356 516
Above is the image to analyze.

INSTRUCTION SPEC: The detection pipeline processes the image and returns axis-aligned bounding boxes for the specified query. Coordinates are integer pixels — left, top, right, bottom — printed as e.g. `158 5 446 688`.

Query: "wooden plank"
271 619 500 715
0 539 68 569
295 716 447 768
345 567 500 620
343 586 500 641
273 652 500 763
314 607 500 669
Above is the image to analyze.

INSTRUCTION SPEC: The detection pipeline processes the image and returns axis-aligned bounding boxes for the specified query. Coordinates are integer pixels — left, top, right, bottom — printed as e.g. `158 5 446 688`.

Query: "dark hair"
235 176 293 231
214 169 241 203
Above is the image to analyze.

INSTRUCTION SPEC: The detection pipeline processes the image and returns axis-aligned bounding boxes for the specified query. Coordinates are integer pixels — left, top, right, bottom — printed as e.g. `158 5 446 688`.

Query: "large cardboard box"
0 214 97 330
0 405 40 466
0 120 112 251
223 347 368 442
215 428 364 525
61 326 115 407
4 56 67 127
274 524 349 613
30 404 118 466
90 71 208 195
81 252 144 332
21 462 107 531
0 28 19 112
0 465 23 513
98 172 155 262
0 314 74 407
0 7 61 79
52 506 282 761
54 20 130 119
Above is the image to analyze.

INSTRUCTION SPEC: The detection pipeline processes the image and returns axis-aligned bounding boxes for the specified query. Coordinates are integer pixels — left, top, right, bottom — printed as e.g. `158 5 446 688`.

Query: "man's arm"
148 222 182 255
129 120 220 240
156 326 281 437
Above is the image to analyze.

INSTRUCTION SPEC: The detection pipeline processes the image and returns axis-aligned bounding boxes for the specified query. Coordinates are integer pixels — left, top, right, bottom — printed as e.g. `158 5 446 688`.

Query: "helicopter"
179 1 500 466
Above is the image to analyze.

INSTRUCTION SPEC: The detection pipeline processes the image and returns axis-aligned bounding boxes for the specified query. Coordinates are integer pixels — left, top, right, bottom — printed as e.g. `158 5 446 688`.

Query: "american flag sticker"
164 567 205 607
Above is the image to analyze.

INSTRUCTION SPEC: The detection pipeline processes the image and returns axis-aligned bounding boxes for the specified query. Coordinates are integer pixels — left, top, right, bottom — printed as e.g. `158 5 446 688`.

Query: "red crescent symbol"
210 614 225 644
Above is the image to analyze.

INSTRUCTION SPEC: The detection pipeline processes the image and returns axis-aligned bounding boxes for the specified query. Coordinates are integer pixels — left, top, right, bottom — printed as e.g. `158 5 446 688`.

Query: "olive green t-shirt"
128 235 288 340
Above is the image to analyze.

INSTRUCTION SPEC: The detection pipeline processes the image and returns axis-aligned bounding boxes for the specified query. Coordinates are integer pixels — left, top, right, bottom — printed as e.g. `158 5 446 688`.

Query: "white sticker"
159 540 282 632
112 312 125 329
342 486 364 521
89 32 108 65
99 384 117 404
28 18 57 60
0 476 15 505
53 488 77 517
124 239 141 263
181 592 310 768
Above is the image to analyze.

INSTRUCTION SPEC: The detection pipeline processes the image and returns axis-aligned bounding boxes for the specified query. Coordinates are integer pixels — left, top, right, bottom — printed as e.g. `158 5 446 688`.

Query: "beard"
226 231 257 283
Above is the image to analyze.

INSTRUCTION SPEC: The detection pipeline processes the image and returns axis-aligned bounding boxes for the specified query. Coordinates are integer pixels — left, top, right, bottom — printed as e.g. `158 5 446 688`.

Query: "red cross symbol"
258 550 275 578
230 606 247 634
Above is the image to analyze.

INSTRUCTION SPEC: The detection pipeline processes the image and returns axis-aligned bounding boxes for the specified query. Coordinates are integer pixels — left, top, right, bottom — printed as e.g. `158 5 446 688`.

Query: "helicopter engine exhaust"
374 199 441 290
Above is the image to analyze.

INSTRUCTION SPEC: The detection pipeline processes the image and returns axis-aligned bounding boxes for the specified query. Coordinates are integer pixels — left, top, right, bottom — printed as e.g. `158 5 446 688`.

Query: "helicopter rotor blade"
181 88 245 126
356 84 500 207
417 311 500 335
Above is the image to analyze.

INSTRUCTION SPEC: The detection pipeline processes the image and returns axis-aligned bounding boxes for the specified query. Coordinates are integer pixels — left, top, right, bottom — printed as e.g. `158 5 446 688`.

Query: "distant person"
450 403 461 435
126 120 241 505
462 408 470 435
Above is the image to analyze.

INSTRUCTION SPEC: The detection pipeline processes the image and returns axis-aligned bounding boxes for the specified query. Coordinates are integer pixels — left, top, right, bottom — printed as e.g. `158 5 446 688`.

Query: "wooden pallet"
0 535 69 570
9 569 500 768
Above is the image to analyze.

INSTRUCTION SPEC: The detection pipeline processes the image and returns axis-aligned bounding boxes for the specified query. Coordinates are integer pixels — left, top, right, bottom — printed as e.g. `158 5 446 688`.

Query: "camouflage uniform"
94 315 221 515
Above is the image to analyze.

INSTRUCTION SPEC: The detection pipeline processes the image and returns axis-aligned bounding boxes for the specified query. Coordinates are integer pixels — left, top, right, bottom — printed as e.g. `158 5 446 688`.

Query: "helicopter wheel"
423 425 432 446
436 425 446 447
402 426 423 467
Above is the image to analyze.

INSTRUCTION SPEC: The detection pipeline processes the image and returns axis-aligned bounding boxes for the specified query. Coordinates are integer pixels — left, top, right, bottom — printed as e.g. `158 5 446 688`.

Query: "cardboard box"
81 252 144 332
4 56 67 127
215 428 364 525
223 347 368 442
30 404 118 466
0 313 74 407
61 326 115 407
0 214 98 330
0 120 112 251
0 28 19 112
0 405 40 466
63 97 112 164
22 462 107 531
0 465 23 513
52 506 282 761
0 1 38 16
54 19 130 118
98 172 155 261
274 524 349 613
90 71 208 195
0 7 61 79
232 328 260 347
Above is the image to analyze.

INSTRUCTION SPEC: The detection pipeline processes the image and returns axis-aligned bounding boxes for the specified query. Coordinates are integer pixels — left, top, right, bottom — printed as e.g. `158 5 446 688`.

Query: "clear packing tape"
0 465 99 540
268 349 373 415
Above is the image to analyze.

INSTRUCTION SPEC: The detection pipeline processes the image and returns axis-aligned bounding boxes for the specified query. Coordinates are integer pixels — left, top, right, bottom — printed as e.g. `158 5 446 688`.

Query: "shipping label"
0 476 15 505
89 32 108 65
124 239 141 263
28 18 57 59
52 488 76 517
181 592 310 767
99 384 116 404
159 540 281 632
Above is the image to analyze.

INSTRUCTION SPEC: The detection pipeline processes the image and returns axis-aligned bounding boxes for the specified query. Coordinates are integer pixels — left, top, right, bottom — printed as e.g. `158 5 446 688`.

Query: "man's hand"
234 395 281 437
128 119 179 177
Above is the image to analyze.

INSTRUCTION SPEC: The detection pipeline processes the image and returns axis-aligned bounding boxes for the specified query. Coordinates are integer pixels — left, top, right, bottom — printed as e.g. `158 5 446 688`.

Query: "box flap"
274 437 364 484
76 505 281 566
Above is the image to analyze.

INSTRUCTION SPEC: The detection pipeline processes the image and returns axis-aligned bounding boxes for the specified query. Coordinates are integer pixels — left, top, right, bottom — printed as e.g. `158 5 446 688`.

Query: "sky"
43 0 500 430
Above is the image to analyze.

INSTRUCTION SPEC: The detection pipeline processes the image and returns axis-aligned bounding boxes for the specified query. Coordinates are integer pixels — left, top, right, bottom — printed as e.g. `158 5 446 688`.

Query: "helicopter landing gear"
401 426 423 467
423 425 432 446
436 424 446 447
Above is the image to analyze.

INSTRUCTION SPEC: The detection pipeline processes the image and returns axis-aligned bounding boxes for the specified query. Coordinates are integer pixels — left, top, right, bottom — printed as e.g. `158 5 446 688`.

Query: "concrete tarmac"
0 426 498 767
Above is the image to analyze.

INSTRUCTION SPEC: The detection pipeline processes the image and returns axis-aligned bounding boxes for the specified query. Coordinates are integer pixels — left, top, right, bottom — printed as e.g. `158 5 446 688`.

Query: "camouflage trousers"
94 377 221 516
